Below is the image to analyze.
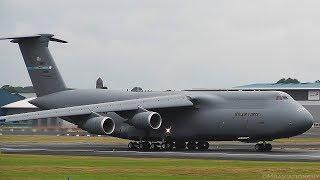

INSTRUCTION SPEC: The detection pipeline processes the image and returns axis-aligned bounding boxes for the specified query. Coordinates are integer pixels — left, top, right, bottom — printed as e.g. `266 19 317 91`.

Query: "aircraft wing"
0 95 193 123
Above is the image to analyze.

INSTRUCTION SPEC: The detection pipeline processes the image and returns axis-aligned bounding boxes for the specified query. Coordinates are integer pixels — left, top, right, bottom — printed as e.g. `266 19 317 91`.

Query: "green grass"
0 154 320 179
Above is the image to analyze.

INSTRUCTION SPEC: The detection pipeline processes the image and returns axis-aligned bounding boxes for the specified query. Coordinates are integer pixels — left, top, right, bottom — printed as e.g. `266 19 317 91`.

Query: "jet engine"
80 116 115 135
130 111 162 130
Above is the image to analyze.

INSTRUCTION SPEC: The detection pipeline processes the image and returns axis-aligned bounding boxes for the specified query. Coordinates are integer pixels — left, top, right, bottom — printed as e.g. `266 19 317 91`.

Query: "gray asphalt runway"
1 143 320 162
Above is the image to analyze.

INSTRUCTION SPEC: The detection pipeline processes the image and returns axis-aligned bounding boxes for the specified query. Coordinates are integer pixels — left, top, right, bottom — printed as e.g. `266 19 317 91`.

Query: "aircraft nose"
295 108 314 133
303 109 314 129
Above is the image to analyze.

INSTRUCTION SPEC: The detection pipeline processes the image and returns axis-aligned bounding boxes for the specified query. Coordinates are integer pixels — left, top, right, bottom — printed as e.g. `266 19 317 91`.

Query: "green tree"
1 85 34 93
276 78 300 84
131 87 143 92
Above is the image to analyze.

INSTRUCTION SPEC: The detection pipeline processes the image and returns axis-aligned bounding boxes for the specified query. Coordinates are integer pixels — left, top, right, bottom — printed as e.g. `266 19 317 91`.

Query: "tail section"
0 34 67 97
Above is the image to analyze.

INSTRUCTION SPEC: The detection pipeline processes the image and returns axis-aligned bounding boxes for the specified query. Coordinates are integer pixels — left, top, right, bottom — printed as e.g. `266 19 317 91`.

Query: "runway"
2 143 320 162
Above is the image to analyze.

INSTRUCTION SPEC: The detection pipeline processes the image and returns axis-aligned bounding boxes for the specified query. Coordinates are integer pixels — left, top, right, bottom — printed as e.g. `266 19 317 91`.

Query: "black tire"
203 142 209 150
150 143 160 151
196 142 205 150
255 144 263 152
187 142 197 150
139 142 150 151
133 142 139 148
163 142 174 151
265 144 272 152
128 142 135 150
175 142 186 150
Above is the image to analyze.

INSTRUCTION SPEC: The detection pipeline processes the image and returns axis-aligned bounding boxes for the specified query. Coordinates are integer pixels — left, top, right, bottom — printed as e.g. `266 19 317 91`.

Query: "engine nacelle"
130 111 162 130
80 116 115 135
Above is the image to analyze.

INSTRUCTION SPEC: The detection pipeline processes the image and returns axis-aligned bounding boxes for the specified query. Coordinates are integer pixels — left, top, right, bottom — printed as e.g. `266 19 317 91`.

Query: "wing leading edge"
0 95 193 123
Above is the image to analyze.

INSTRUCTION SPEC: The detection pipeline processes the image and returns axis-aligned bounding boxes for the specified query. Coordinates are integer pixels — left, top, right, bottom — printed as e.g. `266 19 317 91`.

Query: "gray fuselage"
29 89 314 142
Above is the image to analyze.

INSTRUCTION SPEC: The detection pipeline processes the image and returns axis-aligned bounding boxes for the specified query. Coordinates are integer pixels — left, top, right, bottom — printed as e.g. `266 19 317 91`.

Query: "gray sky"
1 0 320 90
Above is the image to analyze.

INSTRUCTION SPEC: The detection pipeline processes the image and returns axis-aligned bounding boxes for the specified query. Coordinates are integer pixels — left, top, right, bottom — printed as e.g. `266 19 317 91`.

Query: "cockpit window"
276 96 288 100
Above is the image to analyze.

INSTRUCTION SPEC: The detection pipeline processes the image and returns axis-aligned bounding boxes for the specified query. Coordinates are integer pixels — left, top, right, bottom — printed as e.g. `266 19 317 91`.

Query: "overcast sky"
1 0 320 90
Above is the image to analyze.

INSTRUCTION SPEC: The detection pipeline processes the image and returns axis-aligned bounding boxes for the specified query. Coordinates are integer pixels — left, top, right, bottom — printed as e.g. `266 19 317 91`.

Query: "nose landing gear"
254 142 272 152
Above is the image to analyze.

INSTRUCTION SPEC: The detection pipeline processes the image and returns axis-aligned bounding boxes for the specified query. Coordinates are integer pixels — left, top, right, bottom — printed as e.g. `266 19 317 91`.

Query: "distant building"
1 92 75 129
235 82 320 101
0 89 25 116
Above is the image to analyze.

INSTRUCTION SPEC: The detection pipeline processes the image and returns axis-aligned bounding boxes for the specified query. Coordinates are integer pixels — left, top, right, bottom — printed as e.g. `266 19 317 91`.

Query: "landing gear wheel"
175 141 186 150
254 144 263 152
162 141 174 151
139 141 151 151
161 136 174 151
187 141 197 150
196 142 204 150
128 142 138 150
150 143 160 151
196 141 210 150
128 142 135 150
203 141 209 150
265 143 272 152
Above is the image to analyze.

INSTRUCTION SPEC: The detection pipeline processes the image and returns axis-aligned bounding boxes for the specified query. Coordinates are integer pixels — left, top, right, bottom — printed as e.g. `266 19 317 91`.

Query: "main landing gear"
128 140 210 151
254 142 272 152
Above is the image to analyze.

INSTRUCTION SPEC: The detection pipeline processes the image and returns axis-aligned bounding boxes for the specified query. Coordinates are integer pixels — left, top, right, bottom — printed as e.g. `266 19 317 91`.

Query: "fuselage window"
276 96 283 100
282 96 288 100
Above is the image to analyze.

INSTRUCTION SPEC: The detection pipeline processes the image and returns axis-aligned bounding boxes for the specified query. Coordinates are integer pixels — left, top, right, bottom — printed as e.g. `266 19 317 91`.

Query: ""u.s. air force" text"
234 112 261 117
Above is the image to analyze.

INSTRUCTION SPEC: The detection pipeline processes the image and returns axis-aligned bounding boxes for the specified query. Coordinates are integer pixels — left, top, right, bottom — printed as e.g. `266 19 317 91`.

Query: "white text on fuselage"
234 112 261 117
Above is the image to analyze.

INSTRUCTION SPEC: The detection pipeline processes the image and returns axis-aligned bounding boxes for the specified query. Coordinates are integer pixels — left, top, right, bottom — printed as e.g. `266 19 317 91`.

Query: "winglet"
0 34 67 43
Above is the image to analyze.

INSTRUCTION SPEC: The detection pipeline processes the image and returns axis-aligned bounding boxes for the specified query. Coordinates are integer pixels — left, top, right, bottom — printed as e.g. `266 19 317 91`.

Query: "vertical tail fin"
0 34 67 97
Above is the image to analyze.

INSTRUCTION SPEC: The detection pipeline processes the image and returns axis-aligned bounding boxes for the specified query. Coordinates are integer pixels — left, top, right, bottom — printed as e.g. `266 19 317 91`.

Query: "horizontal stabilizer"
0 34 67 43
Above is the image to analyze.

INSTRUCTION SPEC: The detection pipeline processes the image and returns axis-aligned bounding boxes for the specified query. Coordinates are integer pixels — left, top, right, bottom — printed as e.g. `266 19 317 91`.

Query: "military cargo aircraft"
0 34 314 152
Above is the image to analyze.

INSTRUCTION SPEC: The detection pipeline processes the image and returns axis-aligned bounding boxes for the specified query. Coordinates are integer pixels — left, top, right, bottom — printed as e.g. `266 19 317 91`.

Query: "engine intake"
130 111 162 130
80 116 115 135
